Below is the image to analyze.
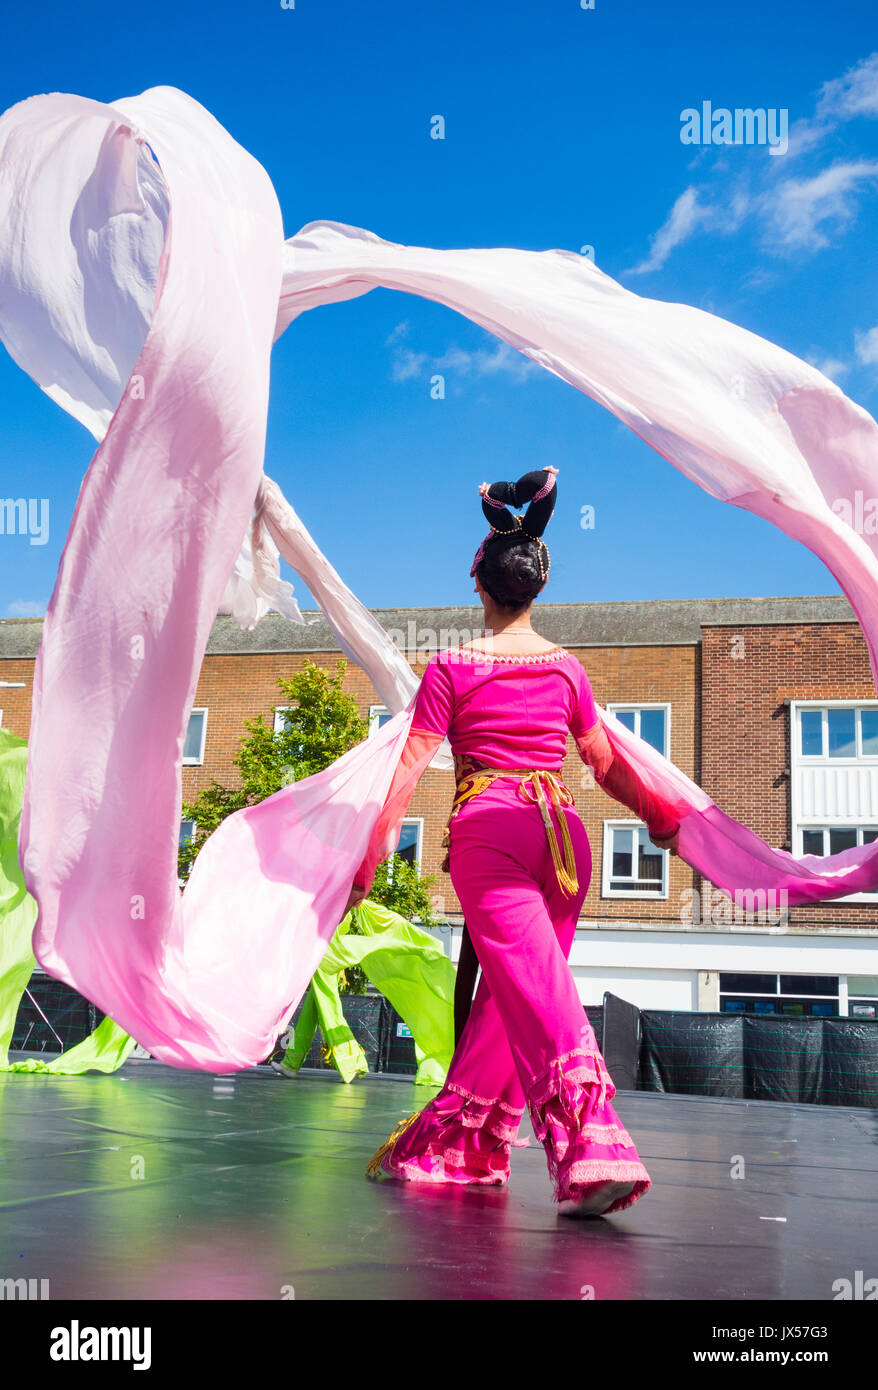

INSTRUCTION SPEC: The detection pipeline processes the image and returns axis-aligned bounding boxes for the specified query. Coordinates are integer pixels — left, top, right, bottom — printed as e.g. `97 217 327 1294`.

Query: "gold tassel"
365 1111 422 1178
531 773 579 897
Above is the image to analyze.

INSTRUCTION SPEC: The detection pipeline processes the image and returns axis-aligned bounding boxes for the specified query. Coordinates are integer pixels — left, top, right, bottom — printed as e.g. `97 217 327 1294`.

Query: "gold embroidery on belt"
440 753 579 896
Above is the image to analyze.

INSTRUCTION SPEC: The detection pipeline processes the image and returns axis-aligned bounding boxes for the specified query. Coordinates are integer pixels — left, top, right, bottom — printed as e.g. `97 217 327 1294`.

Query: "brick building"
2 596 877 1019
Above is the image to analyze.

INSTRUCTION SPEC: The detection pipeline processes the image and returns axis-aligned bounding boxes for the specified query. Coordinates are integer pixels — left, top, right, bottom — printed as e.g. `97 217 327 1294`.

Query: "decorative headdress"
470 467 558 594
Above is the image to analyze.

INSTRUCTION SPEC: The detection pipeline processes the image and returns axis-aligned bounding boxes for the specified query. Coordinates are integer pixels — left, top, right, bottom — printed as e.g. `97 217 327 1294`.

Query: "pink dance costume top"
353 645 680 894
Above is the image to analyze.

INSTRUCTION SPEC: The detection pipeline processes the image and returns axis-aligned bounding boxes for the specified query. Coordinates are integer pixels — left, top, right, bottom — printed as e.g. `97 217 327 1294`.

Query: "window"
369 704 393 736
849 976 878 1020
791 700 878 903
797 705 878 760
601 707 671 898
385 818 423 881
601 821 669 898
801 826 878 857
395 819 421 867
606 703 670 756
718 972 839 1017
274 705 296 734
183 709 207 764
179 819 197 887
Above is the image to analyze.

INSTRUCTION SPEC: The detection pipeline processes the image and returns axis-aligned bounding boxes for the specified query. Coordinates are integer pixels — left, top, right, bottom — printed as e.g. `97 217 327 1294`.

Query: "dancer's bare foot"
558 1181 637 1218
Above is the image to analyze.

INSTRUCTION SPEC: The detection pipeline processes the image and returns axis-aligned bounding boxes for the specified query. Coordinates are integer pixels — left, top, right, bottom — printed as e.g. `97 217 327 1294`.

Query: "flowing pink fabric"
2 85 878 1071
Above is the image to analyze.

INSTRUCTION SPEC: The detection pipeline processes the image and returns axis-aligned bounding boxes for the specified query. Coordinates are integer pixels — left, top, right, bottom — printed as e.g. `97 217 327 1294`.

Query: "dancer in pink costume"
352 468 681 1217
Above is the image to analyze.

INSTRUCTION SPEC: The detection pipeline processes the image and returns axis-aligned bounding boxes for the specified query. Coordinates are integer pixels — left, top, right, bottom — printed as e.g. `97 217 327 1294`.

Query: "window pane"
639 708 666 754
828 828 858 855
720 972 777 994
849 975 878 996
753 1000 777 1014
722 999 747 1013
637 829 663 883
827 707 856 757
183 711 204 760
861 710 878 755
779 975 837 997
800 709 823 756
862 830 878 845
614 711 636 733
396 823 419 855
179 819 195 847
802 830 824 856
611 848 633 877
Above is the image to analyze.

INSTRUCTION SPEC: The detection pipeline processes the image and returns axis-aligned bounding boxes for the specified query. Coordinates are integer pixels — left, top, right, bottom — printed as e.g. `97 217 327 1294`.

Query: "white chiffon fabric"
2 84 878 1070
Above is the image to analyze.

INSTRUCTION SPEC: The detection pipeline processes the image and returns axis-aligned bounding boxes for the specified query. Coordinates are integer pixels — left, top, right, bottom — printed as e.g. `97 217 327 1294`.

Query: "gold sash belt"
440 754 579 897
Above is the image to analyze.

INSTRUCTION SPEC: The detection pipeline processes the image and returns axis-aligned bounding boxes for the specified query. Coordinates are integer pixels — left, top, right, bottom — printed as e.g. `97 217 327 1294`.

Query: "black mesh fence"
11 972 877 1109
11 973 101 1053
638 1007 878 1107
264 994 384 1071
640 1011 747 1098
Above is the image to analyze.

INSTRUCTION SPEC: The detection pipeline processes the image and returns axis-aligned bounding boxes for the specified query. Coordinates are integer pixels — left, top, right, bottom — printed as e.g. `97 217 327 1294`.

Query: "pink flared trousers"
377 777 651 1214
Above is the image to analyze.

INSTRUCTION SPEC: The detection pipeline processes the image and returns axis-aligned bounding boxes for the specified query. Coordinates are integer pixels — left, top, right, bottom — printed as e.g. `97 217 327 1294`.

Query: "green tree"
179 657 437 993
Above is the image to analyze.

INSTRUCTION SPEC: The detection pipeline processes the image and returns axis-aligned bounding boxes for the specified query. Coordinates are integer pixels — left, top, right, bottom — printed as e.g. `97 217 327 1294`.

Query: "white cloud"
808 355 850 382
855 325 878 366
390 348 427 382
6 599 46 617
762 160 878 251
435 341 539 380
389 338 539 385
630 52 878 273
385 321 410 346
626 187 707 275
626 184 751 275
783 53 878 157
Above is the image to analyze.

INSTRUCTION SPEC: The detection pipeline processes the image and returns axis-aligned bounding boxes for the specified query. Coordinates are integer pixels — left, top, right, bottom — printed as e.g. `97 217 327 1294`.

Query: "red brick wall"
179 643 699 921
5 618 876 931
701 622 878 927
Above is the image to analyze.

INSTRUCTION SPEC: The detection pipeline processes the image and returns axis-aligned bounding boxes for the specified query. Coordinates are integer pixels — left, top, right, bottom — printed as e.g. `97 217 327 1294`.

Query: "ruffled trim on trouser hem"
368 1085 528 1186
526 1048 651 1214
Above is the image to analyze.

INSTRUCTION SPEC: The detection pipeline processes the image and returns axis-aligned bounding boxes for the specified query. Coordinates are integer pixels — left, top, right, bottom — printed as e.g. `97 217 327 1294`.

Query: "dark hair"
477 538 546 611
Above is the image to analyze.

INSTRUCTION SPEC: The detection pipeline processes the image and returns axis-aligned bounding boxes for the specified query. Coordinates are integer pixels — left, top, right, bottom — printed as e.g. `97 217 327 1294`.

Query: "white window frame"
717 971 840 1016
600 707 671 901
273 705 293 734
387 816 423 879
606 702 671 757
794 699 878 762
791 699 878 904
369 704 392 736
179 818 197 887
183 708 208 765
601 819 670 900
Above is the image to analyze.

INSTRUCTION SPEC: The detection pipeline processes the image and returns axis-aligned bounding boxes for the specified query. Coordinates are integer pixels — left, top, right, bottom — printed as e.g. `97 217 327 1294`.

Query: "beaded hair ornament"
470 467 558 595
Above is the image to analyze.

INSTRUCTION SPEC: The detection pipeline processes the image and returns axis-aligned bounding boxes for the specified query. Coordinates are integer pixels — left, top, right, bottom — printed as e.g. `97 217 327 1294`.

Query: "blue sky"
1 0 877 617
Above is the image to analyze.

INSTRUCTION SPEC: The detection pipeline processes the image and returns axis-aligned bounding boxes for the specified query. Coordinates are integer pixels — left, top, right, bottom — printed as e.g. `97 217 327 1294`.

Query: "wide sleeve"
352 656 454 894
569 663 680 842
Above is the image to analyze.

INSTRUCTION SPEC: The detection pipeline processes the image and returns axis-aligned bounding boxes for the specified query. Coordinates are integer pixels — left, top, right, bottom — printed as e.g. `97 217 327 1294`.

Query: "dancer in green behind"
0 727 136 1073
272 898 456 1086
1 728 455 1082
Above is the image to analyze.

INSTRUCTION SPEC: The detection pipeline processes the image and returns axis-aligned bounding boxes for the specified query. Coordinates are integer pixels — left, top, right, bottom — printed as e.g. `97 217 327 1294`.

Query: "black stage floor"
1 1056 875 1301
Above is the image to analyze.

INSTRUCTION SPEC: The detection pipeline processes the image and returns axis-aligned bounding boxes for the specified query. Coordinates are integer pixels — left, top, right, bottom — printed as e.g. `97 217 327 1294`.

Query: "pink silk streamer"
3 85 878 1071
